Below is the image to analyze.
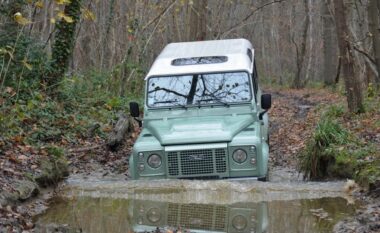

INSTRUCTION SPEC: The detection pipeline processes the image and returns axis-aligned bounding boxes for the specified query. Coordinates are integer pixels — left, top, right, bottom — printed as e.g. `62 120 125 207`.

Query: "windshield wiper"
197 98 230 107
153 100 187 109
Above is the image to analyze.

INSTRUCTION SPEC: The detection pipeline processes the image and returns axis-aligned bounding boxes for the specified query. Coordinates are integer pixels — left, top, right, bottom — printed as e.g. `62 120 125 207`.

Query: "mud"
35 174 359 233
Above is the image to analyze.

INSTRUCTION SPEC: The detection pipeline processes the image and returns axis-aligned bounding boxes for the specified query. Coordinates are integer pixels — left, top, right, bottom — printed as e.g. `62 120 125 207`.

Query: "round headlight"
232 215 247 230
138 163 145 171
147 154 162 168
147 208 161 223
233 149 247 163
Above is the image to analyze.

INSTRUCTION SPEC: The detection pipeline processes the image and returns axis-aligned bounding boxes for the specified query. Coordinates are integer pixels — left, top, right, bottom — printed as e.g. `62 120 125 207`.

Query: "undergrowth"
0 71 143 151
299 87 380 192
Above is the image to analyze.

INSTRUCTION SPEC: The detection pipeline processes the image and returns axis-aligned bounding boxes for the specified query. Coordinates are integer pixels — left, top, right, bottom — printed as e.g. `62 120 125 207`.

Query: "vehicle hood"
145 115 255 145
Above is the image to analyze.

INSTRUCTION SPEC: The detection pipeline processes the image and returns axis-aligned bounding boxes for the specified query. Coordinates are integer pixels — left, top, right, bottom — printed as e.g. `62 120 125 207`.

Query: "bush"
299 118 353 179
300 98 380 189
0 25 48 100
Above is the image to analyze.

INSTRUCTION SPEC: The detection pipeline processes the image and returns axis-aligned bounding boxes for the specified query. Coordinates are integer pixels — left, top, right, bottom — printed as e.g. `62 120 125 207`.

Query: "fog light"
232 215 247 230
137 216 143 225
250 158 256 165
138 152 144 161
138 163 145 171
147 154 162 168
147 208 161 223
233 149 247 164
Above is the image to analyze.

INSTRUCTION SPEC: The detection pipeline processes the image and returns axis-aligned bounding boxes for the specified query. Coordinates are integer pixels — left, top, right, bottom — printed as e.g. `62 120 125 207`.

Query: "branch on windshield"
148 87 188 98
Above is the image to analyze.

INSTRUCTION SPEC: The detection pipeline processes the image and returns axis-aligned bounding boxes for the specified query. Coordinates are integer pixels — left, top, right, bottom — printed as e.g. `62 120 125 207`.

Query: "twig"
141 0 177 54
68 144 105 154
140 0 176 33
220 0 287 38
335 56 341 84
0 26 24 94
352 45 376 65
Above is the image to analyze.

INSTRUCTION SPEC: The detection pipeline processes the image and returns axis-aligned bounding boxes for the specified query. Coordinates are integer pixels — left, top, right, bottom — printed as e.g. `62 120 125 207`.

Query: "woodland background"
1 0 380 99
0 2 380 231
0 0 379 191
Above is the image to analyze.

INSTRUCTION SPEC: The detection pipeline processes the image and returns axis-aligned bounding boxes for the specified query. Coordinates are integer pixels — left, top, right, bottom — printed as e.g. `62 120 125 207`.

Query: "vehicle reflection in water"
36 196 356 233
132 200 267 233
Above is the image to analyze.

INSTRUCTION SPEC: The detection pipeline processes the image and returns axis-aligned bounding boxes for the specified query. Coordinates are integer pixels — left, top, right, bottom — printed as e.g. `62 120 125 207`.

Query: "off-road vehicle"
129 39 271 180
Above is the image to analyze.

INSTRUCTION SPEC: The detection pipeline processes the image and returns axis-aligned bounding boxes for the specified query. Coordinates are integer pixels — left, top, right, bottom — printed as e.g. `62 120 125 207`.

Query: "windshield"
147 71 252 108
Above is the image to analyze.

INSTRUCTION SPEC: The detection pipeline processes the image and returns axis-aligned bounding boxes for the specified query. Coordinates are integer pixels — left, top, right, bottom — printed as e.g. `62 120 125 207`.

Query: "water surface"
36 175 358 233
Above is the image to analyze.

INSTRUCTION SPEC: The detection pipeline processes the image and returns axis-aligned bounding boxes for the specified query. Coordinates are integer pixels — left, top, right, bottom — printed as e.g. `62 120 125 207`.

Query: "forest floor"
0 87 379 232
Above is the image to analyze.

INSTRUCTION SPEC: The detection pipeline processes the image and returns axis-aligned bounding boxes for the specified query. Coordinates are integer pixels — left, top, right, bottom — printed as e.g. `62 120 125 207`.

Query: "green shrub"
299 118 353 179
322 105 345 119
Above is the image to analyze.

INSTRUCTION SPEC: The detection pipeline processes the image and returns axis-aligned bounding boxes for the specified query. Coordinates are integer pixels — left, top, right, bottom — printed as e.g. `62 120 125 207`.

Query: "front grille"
167 147 227 177
215 206 227 231
215 148 227 173
168 152 179 176
180 150 213 175
167 203 227 231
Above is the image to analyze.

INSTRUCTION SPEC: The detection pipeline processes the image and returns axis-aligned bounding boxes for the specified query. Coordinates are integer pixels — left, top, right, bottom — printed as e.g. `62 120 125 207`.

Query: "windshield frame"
145 70 254 109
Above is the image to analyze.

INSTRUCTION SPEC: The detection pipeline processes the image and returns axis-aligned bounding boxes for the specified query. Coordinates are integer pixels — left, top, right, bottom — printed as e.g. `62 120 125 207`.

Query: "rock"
18 155 28 161
0 191 19 206
13 180 39 201
25 221 34 229
35 223 82 233
35 155 69 188
334 202 380 233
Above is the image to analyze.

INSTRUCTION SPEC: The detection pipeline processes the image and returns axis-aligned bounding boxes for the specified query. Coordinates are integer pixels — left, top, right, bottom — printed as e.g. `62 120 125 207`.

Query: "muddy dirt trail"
34 89 361 233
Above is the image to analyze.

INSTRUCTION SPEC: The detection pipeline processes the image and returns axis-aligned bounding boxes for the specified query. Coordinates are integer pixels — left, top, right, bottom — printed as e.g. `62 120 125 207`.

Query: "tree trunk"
292 0 309 89
188 0 207 41
322 0 339 86
107 112 133 151
304 0 314 83
333 0 364 113
47 0 82 92
368 0 380 85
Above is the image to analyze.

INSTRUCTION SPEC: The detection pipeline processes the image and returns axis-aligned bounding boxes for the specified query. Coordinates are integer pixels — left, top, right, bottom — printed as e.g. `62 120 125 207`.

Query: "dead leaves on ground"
267 88 342 168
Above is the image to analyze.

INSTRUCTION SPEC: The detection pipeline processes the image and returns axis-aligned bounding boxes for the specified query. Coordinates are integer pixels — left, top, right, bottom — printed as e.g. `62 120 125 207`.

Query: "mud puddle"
35 174 359 233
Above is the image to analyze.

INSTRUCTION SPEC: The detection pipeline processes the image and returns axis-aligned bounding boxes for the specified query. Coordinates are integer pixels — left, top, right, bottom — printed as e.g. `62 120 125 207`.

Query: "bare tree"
368 0 380 86
321 0 338 86
334 0 364 113
292 0 310 88
187 0 208 41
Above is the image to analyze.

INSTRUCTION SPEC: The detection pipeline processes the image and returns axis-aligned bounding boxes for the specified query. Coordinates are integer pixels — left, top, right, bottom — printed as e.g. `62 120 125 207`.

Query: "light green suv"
129 39 271 180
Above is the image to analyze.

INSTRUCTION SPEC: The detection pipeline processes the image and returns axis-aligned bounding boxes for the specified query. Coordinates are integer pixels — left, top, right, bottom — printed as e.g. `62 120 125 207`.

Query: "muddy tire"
258 166 270 182
258 175 268 182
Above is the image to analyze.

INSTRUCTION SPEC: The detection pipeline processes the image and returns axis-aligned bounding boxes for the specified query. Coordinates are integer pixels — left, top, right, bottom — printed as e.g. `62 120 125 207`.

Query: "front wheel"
258 166 270 182
258 176 267 182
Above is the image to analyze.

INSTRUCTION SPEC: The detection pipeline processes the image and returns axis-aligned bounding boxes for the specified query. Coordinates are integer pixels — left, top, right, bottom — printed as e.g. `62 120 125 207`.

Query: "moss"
47 0 82 92
35 146 69 187
326 148 356 178
355 160 380 193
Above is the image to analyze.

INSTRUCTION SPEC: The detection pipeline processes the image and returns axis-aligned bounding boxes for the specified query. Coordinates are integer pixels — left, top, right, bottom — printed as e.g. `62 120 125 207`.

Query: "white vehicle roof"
145 38 254 79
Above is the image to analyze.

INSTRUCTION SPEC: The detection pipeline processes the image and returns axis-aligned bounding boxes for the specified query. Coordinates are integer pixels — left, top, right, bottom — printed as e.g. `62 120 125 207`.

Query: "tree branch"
148 87 188 98
352 45 376 65
140 0 176 33
219 0 287 38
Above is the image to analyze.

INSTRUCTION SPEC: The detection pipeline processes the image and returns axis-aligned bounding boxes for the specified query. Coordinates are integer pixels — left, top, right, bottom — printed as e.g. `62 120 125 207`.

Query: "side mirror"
261 94 272 110
129 102 140 117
